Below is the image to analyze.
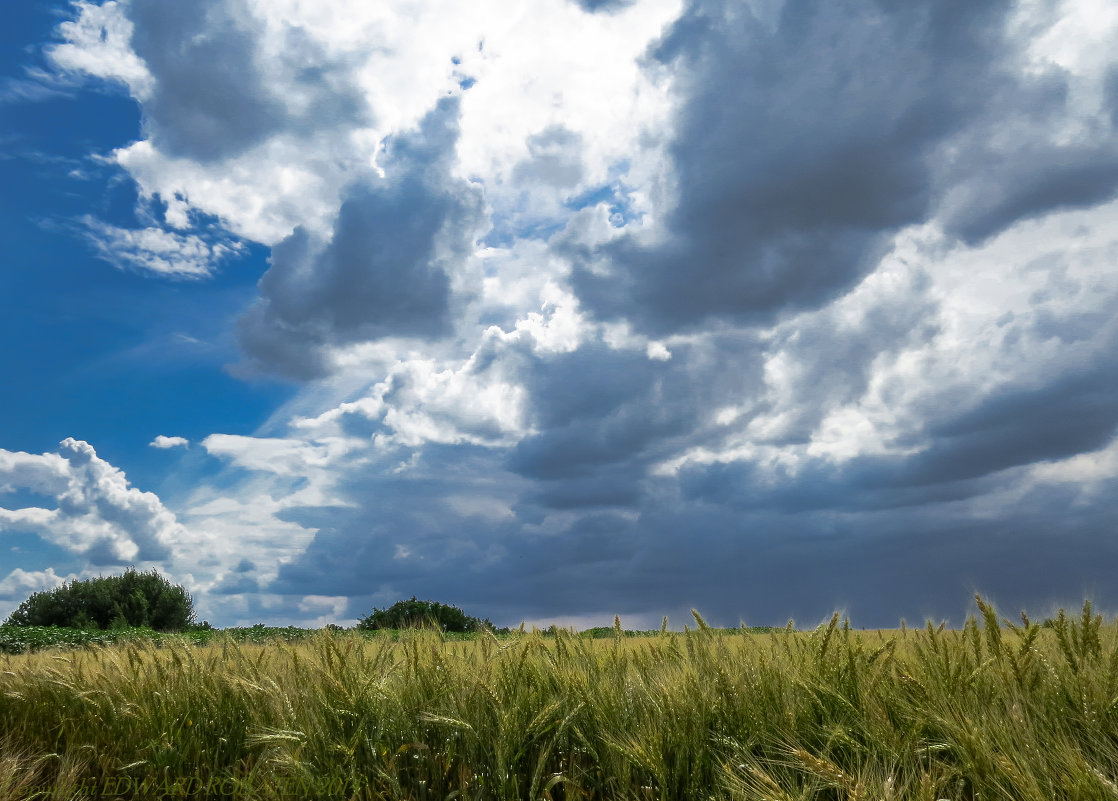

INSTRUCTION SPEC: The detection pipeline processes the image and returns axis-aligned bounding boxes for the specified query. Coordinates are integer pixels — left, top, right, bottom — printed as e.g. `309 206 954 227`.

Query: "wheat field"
1 598 1117 800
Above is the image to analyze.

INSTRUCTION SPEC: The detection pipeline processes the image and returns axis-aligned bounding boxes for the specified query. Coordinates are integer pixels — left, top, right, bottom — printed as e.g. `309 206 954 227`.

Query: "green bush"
4 568 195 632
356 596 502 633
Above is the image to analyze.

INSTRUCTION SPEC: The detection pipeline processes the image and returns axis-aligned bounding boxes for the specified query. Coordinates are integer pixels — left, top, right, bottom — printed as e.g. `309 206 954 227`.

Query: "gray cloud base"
129 0 370 162
572 0 1118 334
267 452 1118 629
238 97 485 378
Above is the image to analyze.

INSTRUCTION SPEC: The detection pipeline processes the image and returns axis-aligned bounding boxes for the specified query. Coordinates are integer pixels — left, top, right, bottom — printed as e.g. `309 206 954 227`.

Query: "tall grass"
1 597 1116 800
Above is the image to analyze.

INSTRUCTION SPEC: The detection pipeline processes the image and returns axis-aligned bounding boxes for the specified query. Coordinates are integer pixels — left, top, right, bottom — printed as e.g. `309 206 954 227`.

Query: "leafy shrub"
356 596 502 633
4 568 195 632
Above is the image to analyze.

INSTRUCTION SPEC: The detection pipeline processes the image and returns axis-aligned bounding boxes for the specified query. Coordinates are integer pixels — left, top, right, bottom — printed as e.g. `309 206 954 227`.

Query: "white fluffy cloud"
0 448 69 495
150 435 189 449
0 567 75 623
0 439 185 564
0 439 326 624
46 0 153 97
0 567 70 601
52 0 680 249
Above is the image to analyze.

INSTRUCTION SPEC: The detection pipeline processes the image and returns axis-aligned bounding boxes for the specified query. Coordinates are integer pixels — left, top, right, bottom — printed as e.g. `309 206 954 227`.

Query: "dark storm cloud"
517 472 643 512
237 97 486 378
268 445 527 594
573 0 1005 332
258 303 1118 626
572 0 1118 334
255 241 1115 629
508 346 683 480
128 0 369 162
503 339 767 514
625 496 1118 629
683 335 1118 515
681 454 1008 517
261 341 764 612
938 66 1118 243
267 451 655 623
267 445 1118 628
948 149 1118 245
906 365 1118 486
129 0 282 160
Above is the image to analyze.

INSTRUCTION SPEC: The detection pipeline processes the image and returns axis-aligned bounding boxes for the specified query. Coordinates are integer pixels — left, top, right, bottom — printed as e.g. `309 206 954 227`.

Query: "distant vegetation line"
0 621 777 655
4 574 787 654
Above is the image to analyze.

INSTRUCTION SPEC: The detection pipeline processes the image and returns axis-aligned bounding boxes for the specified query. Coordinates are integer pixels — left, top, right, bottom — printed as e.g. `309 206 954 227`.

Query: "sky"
1 0 1117 629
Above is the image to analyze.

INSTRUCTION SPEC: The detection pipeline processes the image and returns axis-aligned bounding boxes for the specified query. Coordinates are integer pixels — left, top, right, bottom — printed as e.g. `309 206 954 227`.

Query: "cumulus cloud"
127 0 286 161
46 0 679 248
149 435 189 449
0 439 183 564
236 97 487 378
0 448 69 496
0 567 70 601
126 0 370 162
572 0 1118 334
0 568 76 622
668 204 1118 509
295 351 530 450
739 256 939 450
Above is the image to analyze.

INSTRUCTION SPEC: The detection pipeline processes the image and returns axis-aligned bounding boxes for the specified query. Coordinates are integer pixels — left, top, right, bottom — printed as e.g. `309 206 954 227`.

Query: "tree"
5 568 195 632
356 597 501 633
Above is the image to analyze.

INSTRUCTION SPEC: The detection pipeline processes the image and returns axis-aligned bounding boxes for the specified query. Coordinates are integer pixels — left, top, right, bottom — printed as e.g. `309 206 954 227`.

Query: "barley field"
1 598 1117 800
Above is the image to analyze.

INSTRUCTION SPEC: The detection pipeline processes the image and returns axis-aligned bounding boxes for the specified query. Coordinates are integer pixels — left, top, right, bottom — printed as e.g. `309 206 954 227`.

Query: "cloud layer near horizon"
2 0 1117 628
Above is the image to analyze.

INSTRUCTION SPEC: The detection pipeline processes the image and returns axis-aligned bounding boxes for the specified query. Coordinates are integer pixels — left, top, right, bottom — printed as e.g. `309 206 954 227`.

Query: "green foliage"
4 568 195 632
0 625 153 654
356 596 503 633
